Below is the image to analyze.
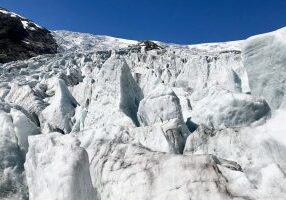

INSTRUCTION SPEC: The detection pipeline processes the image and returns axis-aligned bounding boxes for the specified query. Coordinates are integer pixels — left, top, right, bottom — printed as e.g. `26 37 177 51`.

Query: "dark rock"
0 8 57 63
128 40 164 52
138 41 163 51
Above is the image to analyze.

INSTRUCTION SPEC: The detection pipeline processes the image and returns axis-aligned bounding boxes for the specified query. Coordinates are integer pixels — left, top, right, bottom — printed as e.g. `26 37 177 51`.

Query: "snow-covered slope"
0 9 286 200
53 31 138 52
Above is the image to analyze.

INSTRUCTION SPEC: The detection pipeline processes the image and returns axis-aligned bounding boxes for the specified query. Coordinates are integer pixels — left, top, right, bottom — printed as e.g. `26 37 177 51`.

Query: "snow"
0 8 25 19
0 10 286 199
0 8 42 31
21 21 29 29
53 31 138 52
187 40 242 53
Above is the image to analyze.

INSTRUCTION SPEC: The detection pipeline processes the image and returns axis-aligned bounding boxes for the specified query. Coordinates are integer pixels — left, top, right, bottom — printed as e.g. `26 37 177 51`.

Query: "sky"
1 0 286 44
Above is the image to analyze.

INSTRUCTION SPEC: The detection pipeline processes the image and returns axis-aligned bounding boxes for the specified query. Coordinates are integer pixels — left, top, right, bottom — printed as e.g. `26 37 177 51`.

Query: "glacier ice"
10 109 40 153
0 105 33 200
40 78 78 134
190 88 271 128
184 113 286 199
130 118 189 154
243 27 286 110
86 139 235 200
0 9 286 200
137 86 184 126
25 133 96 200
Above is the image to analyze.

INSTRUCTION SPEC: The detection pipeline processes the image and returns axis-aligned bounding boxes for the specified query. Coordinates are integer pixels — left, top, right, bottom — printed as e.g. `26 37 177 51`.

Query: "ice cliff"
0 8 286 200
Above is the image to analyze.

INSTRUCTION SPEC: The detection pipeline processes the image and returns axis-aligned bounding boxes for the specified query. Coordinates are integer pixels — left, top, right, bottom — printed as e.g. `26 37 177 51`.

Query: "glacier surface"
0 9 286 200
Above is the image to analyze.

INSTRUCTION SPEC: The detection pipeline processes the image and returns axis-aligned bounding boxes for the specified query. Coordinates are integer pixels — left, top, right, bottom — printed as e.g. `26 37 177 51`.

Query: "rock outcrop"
0 8 57 63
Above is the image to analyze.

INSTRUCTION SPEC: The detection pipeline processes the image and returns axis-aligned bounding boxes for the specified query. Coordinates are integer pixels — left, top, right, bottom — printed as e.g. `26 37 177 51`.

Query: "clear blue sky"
1 0 286 44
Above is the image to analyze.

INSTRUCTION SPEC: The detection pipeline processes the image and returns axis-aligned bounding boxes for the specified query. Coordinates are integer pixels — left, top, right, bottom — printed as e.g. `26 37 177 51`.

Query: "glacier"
0 8 286 200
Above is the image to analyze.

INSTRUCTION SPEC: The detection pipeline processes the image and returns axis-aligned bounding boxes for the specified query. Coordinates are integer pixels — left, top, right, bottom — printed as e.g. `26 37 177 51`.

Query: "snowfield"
0 9 286 200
